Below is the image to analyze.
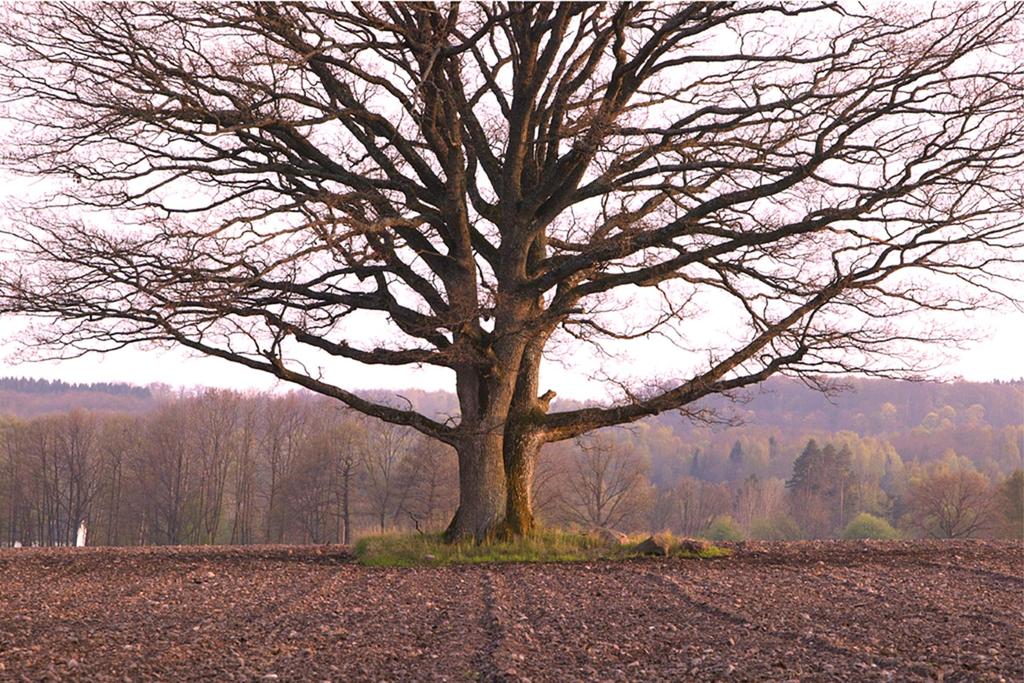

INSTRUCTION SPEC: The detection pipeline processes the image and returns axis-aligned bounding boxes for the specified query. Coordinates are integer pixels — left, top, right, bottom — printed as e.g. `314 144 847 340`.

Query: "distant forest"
0 377 152 398
0 376 1020 546
0 377 156 416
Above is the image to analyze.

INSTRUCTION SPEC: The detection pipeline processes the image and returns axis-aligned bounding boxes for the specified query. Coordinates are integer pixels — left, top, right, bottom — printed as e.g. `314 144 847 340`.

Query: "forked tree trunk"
445 331 549 542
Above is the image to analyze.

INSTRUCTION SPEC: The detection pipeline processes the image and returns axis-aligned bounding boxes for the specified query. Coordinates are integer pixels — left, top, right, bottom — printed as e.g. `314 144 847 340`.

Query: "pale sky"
0 306 1020 400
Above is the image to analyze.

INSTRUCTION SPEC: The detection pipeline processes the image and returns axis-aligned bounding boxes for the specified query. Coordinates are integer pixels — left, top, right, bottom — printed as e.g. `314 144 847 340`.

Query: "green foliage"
749 514 804 541
704 515 745 542
841 513 900 540
353 529 730 566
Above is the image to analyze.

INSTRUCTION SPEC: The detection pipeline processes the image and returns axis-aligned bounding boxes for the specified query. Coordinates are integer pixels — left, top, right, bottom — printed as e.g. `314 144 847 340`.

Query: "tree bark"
442 436 505 540
499 336 552 538
444 432 507 542
502 426 543 538
444 356 519 541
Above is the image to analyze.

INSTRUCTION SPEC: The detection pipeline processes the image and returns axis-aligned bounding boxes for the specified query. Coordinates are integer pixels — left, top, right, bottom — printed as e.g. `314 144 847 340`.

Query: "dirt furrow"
657 557 1022 681
474 561 756 681
627 564 875 665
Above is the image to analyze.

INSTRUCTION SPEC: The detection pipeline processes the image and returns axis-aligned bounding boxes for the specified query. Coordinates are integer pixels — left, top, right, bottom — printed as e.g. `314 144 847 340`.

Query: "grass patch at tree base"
353 529 731 567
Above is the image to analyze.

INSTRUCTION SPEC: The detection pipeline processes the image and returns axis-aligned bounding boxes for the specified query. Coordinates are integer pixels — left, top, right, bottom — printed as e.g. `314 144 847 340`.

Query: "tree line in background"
0 377 153 399
0 388 1020 547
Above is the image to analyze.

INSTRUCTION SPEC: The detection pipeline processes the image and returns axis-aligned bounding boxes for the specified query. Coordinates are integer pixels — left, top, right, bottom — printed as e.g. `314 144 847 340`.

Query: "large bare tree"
1 3 1022 540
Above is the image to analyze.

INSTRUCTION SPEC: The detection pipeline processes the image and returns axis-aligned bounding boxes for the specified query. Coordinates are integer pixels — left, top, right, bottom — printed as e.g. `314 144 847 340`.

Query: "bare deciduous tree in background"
907 467 996 538
360 421 415 533
258 394 310 542
558 435 650 530
397 435 459 534
0 385 1020 546
1 3 1022 540
668 476 733 536
322 406 368 546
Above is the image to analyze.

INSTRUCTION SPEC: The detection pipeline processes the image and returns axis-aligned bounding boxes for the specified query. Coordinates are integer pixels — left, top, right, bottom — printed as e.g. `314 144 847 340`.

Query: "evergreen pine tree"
689 447 702 478
728 440 746 479
786 439 824 491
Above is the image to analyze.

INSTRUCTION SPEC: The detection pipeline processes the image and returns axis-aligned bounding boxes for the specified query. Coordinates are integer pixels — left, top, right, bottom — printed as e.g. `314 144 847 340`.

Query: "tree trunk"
444 432 507 542
502 426 543 538
341 465 352 546
445 326 548 542
499 336 551 539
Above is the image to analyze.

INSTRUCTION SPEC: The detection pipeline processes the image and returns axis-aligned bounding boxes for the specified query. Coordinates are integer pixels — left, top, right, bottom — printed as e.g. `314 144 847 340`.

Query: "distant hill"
289 376 1024 454
0 374 1019 437
656 376 1024 435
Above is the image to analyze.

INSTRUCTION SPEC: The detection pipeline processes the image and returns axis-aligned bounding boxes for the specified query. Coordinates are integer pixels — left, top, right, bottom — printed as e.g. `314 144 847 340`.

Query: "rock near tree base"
634 536 671 556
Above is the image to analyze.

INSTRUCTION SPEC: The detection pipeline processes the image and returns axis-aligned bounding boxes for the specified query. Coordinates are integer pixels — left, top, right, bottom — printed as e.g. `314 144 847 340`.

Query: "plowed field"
0 541 1021 681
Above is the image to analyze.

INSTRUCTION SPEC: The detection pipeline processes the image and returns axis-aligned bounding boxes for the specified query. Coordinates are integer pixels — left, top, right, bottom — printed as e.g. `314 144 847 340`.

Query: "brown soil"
0 541 1020 681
